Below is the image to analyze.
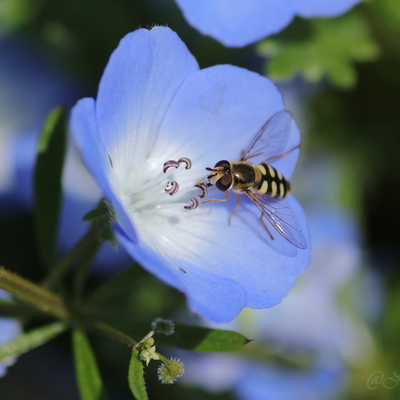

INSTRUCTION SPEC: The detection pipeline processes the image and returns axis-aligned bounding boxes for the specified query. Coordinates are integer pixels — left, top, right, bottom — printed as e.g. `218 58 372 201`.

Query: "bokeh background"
0 0 400 399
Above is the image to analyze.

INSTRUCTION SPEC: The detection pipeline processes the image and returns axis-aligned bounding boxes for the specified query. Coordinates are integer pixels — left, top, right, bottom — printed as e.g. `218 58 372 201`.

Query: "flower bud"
151 318 175 336
157 358 185 384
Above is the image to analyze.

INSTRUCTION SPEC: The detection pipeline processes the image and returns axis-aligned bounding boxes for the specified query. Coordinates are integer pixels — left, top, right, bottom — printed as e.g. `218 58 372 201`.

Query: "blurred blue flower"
174 0 363 47
0 37 76 211
70 26 311 322
0 36 131 272
0 290 22 377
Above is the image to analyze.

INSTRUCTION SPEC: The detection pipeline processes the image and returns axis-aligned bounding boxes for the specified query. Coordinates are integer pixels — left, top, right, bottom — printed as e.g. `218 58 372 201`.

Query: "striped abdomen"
255 163 290 199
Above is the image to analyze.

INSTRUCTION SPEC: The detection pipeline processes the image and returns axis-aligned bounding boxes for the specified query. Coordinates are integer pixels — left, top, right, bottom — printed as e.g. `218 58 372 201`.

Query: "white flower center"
112 156 207 235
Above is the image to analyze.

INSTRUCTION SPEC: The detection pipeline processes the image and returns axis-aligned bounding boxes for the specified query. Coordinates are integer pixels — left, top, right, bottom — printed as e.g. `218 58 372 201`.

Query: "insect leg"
195 174 212 186
201 190 229 204
260 214 275 241
264 144 300 163
228 193 241 225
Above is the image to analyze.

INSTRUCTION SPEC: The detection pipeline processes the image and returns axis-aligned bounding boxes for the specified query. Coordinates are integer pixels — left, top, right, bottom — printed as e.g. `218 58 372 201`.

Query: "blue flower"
0 290 22 377
70 26 311 322
174 0 363 47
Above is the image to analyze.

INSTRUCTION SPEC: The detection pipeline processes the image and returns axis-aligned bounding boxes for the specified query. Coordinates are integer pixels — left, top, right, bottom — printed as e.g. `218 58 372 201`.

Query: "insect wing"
246 192 307 249
240 110 294 163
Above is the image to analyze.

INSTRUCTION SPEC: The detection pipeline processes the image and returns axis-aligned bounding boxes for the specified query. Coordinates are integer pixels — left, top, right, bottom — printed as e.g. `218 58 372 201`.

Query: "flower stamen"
163 157 192 173
178 157 192 170
184 197 199 210
161 157 209 210
165 181 180 196
195 183 209 199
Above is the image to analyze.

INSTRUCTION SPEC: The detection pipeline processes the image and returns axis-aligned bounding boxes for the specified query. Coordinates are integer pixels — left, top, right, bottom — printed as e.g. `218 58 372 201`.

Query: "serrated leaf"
34 106 67 268
72 328 109 400
0 322 66 361
128 350 148 400
158 324 250 352
257 11 380 89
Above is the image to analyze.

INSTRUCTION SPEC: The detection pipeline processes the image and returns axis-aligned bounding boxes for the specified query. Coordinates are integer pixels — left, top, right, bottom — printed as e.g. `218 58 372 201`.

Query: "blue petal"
210 193 311 309
296 0 362 17
70 97 138 242
115 192 310 321
96 27 199 170
175 0 296 47
157 64 299 179
114 222 248 322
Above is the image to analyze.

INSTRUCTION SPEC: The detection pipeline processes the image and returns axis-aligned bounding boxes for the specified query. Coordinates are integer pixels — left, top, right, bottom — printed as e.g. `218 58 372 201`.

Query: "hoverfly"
195 110 307 250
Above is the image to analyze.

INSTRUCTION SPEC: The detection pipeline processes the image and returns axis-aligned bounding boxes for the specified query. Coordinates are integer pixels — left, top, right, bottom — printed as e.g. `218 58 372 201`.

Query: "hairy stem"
0 267 69 320
87 321 138 348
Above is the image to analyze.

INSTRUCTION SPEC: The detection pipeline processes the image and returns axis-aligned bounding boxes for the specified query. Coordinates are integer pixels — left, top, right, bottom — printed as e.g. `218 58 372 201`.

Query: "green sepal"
158 324 250 352
98 224 116 243
128 349 148 400
0 322 67 361
257 12 380 89
72 328 109 400
34 106 67 268
83 199 117 244
82 198 111 222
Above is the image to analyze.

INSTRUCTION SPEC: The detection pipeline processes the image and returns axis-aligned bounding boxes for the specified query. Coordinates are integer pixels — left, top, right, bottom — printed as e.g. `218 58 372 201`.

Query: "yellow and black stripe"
255 163 290 199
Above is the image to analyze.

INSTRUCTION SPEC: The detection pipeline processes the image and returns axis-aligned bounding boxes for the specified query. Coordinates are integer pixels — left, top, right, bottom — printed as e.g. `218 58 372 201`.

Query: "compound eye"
214 160 230 169
215 174 232 191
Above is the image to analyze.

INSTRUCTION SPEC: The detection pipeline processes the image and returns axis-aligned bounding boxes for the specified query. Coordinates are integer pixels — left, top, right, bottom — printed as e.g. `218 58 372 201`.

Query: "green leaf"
73 239 102 303
83 264 139 306
34 106 67 268
72 328 109 400
158 324 250 352
0 0 35 30
128 350 148 400
257 11 380 89
0 322 67 361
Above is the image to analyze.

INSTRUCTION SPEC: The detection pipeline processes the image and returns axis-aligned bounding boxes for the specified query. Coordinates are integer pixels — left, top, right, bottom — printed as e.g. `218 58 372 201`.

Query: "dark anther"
163 160 180 173
195 183 209 199
178 157 192 170
165 181 180 196
163 157 192 173
184 197 199 210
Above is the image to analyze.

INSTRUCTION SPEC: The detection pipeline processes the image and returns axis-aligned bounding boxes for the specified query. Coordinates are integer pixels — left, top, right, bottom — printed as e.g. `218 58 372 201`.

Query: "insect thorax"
254 163 290 199
231 162 257 190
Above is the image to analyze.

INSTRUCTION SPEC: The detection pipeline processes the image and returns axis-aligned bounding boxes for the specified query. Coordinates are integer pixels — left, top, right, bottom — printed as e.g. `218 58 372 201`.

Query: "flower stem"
0 267 69 320
156 353 169 364
43 220 105 290
87 321 138 348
